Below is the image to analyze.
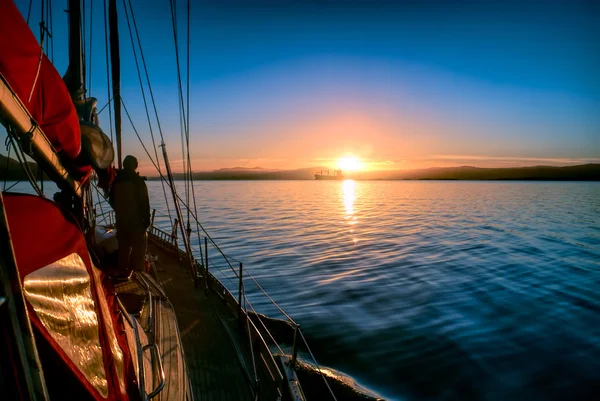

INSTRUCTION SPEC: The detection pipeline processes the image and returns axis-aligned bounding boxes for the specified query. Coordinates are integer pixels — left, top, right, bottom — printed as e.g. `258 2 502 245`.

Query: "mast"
65 0 84 100
108 0 122 169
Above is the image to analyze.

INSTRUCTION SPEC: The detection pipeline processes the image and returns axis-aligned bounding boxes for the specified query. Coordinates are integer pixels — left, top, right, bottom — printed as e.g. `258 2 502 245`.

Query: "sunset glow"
338 157 362 172
3 0 598 176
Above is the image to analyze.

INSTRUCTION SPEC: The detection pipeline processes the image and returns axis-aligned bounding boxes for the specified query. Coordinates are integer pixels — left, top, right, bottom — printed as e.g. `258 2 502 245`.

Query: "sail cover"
4 193 135 400
0 0 91 180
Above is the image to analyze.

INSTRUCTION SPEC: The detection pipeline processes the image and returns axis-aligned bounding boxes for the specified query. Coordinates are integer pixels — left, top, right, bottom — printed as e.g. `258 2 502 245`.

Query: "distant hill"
352 164 600 181
214 166 272 172
165 167 324 180
0 153 44 181
155 163 600 181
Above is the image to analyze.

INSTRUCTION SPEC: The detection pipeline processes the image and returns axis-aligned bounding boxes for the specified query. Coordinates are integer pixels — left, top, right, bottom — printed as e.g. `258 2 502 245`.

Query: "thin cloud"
429 155 600 165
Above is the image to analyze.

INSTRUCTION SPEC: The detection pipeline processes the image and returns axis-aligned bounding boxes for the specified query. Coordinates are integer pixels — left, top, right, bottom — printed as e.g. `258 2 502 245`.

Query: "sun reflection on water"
342 179 356 217
342 180 358 244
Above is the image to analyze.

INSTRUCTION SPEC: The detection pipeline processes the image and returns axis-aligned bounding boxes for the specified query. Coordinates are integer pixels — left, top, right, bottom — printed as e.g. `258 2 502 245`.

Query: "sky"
5 0 600 173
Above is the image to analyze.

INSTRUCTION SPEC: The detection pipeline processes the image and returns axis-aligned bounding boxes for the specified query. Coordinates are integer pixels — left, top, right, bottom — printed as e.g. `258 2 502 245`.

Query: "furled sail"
0 0 91 180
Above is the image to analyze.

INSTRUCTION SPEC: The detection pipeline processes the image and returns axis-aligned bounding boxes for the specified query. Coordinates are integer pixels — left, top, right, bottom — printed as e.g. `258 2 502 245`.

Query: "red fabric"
0 0 91 181
4 193 134 401
99 272 140 399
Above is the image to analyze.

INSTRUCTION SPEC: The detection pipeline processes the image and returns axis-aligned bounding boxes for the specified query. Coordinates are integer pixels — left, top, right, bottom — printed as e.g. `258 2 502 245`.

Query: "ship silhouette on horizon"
315 169 345 180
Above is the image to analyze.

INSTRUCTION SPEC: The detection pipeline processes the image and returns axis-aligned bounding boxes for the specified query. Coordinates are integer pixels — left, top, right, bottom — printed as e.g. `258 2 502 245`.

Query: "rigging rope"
245 270 297 325
26 0 33 24
168 2 183 143
186 0 191 226
4 181 22 192
201 272 256 391
44 0 49 57
96 95 114 115
168 0 204 263
48 0 54 62
94 183 108 224
28 19 50 103
122 0 174 225
299 329 338 401
185 0 201 261
168 0 190 226
6 127 44 198
2 138 13 191
124 0 177 223
37 151 43 193
245 296 285 355
242 286 259 395
121 98 166 178
123 0 167 146
40 0 44 41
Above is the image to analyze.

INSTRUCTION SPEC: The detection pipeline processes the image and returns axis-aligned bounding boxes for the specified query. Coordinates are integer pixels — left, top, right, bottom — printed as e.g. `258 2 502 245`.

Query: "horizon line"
159 162 600 175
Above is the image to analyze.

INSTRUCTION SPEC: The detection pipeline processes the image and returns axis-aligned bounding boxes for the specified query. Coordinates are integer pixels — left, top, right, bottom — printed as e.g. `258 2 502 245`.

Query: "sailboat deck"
146 240 258 401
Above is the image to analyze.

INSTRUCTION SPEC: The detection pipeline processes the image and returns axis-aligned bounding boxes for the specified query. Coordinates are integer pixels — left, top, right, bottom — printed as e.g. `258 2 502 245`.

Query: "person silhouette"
110 155 150 274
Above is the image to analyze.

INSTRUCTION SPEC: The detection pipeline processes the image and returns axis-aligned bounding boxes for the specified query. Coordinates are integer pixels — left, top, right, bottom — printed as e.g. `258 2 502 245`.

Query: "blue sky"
6 0 600 172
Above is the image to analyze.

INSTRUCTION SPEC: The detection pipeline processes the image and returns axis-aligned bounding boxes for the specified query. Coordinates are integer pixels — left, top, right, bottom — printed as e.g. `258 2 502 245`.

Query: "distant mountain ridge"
173 167 324 180
214 166 269 172
165 164 600 181
352 164 600 181
2 154 598 181
0 153 44 181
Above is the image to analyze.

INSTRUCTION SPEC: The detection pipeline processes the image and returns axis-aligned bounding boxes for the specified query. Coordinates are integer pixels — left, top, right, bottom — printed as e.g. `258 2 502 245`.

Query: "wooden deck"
99 222 288 401
146 240 260 401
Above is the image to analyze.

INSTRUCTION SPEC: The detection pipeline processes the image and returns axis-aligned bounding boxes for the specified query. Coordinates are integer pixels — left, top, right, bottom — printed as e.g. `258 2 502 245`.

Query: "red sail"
0 0 91 180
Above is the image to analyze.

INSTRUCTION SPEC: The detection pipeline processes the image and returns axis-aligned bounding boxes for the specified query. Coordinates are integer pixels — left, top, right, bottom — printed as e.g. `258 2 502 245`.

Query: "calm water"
9 180 600 400
146 180 600 401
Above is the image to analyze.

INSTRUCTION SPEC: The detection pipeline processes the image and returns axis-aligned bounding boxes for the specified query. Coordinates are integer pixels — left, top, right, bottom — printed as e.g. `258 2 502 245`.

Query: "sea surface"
9 180 600 400
149 180 600 401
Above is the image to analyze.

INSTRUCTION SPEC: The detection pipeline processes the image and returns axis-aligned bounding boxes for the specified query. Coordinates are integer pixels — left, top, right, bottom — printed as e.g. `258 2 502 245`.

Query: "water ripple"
148 180 600 401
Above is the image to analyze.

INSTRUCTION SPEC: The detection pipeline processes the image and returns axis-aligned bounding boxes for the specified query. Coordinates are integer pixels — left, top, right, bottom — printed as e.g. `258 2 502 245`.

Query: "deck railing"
94 197 115 227
149 225 177 249
149 214 338 401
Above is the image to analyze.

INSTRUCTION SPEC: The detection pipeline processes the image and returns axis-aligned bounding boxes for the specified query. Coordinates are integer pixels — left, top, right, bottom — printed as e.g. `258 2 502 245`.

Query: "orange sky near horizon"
134 108 599 175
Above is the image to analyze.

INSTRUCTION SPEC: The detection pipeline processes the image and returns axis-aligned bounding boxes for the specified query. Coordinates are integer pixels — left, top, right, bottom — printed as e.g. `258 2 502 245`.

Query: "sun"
338 156 362 171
